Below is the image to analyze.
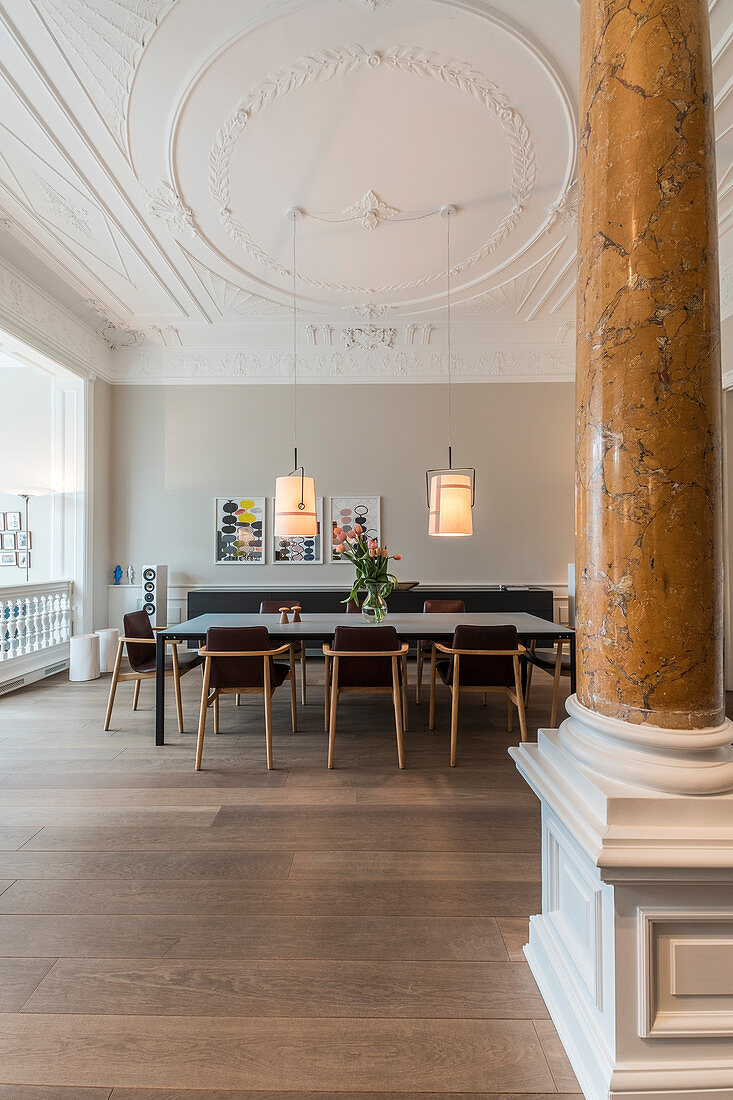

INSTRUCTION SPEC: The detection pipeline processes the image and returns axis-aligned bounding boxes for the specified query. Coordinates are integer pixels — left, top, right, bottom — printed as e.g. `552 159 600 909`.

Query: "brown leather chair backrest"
450 624 518 687
333 624 399 687
423 599 466 614
123 610 155 672
346 596 364 614
206 626 273 690
259 600 302 614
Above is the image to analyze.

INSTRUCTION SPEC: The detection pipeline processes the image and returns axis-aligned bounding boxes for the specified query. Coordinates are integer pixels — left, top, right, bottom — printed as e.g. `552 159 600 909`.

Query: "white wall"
109 381 574 588
0 361 54 582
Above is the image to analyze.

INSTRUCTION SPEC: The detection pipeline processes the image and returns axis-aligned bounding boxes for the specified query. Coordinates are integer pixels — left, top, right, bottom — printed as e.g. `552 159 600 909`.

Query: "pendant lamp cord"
291 213 306 507
446 210 452 471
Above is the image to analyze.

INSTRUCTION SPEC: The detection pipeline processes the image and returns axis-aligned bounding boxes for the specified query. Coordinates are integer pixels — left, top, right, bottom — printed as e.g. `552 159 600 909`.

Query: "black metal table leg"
155 631 166 746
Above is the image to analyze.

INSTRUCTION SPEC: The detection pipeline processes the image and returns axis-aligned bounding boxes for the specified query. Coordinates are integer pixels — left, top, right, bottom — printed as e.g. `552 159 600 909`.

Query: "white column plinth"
511 711 733 1100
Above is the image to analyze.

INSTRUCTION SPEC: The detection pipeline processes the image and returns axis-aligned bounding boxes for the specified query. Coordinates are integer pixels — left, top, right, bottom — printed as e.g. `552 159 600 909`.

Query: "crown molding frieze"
0 255 112 381
110 341 574 385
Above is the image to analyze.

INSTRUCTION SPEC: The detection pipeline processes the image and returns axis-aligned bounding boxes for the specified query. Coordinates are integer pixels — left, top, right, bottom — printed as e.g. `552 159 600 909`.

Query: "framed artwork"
0 513 4 531
273 498 323 564
1 532 15 550
215 497 265 564
0 552 16 566
5 512 20 531
16 531 30 550
330 497 381 562
17 551 28 569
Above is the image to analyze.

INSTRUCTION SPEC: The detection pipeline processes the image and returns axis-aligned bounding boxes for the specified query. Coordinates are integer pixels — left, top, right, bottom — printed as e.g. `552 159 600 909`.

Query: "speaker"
140 564 168 629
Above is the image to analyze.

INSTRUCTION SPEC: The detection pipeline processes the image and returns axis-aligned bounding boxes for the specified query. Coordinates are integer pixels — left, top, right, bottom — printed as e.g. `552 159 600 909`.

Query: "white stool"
69 633 100 681
95 628 120 674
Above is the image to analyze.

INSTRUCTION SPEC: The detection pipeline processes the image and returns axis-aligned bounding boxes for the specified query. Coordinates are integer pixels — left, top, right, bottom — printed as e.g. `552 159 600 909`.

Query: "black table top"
159 612 573 640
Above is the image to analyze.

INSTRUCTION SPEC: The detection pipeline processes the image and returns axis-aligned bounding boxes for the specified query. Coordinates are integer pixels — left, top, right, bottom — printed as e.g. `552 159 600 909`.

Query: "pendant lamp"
426 205 475 536
274 207 318 538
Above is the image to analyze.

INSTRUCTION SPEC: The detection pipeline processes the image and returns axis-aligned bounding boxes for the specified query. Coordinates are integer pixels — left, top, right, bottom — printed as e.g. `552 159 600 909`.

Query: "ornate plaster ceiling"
0 0 730 384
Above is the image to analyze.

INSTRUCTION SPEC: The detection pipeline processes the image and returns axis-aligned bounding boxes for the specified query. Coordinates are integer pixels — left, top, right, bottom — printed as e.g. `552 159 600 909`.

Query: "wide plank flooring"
0 658 579 1096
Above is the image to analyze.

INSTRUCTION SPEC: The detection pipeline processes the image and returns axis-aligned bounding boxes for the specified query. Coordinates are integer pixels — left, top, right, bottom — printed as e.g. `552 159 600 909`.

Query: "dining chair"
322 625 409 769
429 624 527 765
524 639 572 726
104 610 199 732
415 598 466 704
195 626 296 771
346 596 364 613
259 600 307 704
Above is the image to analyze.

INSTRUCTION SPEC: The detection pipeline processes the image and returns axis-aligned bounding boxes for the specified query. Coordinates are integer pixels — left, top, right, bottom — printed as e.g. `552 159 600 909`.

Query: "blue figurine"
113 564 123 585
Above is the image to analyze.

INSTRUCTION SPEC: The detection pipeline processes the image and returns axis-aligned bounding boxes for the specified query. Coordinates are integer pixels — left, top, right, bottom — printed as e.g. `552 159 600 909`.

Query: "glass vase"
361 581 389 624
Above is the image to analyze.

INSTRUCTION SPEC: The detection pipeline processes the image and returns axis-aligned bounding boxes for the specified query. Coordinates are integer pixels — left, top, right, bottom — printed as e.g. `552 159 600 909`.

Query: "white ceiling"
0 0 730 384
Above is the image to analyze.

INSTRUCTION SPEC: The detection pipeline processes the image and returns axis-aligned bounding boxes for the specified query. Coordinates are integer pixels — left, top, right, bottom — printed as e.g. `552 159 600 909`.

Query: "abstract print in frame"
330 497 381 562
273 498 323 564
215 497 265 564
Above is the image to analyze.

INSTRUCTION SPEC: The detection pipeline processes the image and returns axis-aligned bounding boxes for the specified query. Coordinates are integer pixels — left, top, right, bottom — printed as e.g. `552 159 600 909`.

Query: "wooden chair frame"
428 642 528 765
524 639 567 727
104 631 189 733
195 643 296 771
322 643 409 770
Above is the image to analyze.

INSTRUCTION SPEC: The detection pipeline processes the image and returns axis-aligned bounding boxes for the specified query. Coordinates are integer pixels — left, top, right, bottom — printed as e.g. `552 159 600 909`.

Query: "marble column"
576 0 723 734
511 4 733 1097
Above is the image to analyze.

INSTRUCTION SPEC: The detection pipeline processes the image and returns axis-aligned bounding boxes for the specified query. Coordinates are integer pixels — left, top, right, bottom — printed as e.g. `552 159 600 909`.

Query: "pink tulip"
368 538 377 549
353 524 363 535
333 527 344 540
368 548 376 557
381 548 388 557
334 545 345 554
393 553 402 561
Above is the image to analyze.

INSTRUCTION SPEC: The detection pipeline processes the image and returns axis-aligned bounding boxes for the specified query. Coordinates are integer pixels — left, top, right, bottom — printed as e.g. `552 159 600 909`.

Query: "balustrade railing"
0 580 73 662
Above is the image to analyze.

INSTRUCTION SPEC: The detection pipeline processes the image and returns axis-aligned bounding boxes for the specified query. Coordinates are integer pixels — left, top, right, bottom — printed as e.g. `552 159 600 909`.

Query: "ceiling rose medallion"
341 190 400 230
208 45 536 296
343 325 396 350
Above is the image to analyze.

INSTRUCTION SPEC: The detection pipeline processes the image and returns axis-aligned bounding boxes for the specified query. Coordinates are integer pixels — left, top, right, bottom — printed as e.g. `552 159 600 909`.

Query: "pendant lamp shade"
274 473 318 538
428 471 473 536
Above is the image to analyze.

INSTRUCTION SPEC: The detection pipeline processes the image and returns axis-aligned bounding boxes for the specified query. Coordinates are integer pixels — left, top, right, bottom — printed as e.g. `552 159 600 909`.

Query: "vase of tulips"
333 524 402 624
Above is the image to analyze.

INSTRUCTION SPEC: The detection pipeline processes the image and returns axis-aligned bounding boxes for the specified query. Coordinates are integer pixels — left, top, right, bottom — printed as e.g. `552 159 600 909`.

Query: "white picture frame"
16 531 30 550
5 512 21 531
0 551 16 566
272 497 323 564
329 497 381 562
1 532 15 550
215 496 266 564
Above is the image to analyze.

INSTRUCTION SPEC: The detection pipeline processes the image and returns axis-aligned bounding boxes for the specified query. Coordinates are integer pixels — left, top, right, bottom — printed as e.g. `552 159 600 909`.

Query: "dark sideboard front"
187 586 555 621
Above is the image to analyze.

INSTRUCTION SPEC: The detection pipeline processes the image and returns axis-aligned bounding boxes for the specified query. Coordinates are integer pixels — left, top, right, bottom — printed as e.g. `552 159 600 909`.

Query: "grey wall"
109 381 574 588
91 379 112 628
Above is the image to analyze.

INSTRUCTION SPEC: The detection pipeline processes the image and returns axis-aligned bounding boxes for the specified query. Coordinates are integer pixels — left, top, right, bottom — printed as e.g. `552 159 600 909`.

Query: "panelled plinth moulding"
510 0 733 1098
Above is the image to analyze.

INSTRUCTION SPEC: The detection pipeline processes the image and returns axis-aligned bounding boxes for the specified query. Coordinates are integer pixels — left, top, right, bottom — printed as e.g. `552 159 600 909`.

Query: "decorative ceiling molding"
178 245 293 318
29 0 178 162
343 325 397 349
208 44 536 295
340 190 401 230
347 302 390 318
147 180 195 237
547 180 578 229
721 258 733 320
86 297 144 349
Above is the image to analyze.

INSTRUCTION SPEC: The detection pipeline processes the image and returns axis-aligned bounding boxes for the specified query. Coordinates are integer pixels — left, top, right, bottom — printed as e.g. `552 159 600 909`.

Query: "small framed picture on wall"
1 532 15 550
5 512 21 531
16 532 30 550
17 551 29 569
0 513 4 531
0 552 16 566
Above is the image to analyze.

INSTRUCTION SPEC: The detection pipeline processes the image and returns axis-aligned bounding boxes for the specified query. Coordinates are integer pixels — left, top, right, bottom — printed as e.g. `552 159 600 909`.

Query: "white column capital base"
555 694 733 795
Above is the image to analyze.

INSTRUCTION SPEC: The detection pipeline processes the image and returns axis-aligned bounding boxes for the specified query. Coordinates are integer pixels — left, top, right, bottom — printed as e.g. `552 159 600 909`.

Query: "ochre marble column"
576 0 724 730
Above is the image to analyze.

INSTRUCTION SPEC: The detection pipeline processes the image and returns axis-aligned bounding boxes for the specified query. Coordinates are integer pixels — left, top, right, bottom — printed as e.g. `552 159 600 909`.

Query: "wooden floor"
0 658 579 1099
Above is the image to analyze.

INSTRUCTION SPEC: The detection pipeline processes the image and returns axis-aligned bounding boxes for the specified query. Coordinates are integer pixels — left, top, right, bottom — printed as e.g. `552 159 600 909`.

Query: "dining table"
154 611 575 745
